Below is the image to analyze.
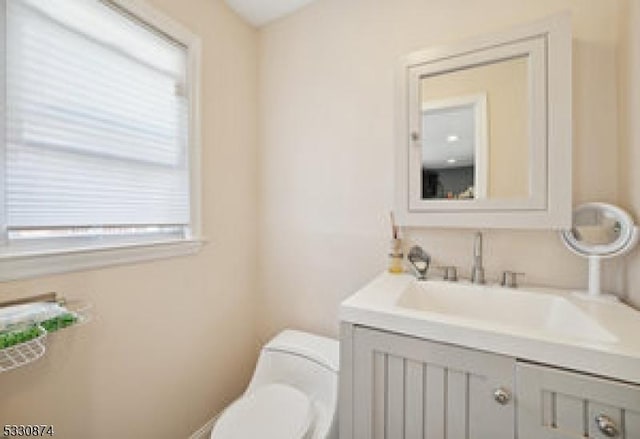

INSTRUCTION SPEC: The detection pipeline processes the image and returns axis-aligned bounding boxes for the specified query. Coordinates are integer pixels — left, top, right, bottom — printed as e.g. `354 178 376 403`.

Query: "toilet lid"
211 383 314 439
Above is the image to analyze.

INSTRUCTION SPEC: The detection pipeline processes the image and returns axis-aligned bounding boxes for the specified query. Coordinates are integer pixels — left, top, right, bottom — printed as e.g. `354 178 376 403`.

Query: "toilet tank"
247 330 339 438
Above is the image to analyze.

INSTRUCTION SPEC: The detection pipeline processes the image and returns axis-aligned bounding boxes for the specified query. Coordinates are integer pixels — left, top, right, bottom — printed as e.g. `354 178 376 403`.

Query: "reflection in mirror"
421 95 485 199
420 56 529 200
572 208 622 246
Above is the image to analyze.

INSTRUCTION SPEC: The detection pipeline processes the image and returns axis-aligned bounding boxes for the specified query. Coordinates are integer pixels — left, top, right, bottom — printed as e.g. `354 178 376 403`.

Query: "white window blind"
5 0 191 237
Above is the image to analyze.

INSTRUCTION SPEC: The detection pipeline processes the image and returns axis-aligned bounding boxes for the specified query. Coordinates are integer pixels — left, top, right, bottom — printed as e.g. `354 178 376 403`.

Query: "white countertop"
340 272 640 384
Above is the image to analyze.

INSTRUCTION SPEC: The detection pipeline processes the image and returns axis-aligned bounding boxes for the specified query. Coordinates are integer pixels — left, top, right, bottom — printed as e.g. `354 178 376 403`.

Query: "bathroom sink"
340 273 640 384
396 281 618 343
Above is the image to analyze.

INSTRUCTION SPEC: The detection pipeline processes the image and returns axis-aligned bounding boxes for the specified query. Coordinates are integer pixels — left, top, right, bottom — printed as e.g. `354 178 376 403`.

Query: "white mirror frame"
395 13 572 229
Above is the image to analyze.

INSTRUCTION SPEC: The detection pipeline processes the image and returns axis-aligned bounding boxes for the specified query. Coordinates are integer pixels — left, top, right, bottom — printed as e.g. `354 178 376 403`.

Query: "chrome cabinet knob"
595 415 619 437
493 387 511 405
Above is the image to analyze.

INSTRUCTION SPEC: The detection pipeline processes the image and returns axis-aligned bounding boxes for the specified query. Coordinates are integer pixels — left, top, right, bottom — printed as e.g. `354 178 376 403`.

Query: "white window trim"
0 0 204 281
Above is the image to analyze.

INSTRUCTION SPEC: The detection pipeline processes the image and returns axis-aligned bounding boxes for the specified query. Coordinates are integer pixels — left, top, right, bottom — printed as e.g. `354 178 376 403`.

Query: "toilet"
210 330 339 439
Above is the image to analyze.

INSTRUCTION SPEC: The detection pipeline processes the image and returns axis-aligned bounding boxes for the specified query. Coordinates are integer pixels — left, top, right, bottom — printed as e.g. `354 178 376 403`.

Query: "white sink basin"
397 281 618 343
339 273 640 383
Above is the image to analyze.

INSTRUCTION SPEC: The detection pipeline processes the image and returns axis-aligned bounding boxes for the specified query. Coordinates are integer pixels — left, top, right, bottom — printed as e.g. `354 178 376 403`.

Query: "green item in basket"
0 324 42 350
40 312 78 333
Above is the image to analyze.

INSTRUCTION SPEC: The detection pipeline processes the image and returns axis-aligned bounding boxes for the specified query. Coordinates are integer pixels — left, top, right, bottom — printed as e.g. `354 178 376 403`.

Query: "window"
0 0 202 280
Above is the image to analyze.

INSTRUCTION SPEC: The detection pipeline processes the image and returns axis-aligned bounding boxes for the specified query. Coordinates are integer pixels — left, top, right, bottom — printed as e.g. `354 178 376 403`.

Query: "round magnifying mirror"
561 202 638 300
563 203 635 256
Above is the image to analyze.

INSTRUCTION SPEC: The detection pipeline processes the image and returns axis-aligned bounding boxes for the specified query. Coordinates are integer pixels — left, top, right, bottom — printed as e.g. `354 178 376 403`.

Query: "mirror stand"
561 203 639 301
585 255 618 301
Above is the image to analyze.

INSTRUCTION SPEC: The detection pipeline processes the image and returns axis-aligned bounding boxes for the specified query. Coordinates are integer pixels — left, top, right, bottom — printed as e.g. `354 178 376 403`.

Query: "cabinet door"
517 362 640 439
351 326 515 439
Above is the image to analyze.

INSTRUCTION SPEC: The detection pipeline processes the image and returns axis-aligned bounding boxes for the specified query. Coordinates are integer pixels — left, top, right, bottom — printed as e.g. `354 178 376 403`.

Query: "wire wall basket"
0 327 47 373
0 293 90 373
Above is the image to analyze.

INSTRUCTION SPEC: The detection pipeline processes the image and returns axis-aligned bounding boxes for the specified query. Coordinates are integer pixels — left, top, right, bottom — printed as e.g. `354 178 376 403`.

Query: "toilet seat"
211 383 314 439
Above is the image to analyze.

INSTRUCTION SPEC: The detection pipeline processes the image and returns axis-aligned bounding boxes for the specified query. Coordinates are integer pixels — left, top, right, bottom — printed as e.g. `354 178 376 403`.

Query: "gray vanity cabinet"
340 324 640 439
340 324 515 439
517 363 640 439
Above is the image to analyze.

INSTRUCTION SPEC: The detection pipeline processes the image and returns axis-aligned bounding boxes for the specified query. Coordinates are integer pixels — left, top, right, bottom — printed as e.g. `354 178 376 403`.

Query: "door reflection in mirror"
420 56 529 200
421 96 485 199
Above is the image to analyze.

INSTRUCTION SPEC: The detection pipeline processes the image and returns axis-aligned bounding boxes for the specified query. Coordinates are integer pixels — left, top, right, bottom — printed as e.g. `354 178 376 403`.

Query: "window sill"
0 239 205 282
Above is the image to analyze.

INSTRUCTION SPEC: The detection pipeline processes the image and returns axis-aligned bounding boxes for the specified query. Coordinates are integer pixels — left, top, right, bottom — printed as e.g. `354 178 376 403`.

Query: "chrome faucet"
471 232 485 284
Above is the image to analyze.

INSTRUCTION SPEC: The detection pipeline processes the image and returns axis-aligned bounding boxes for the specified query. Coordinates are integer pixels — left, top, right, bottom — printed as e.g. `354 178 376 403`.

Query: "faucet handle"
434 266 458 281
501 271 525 288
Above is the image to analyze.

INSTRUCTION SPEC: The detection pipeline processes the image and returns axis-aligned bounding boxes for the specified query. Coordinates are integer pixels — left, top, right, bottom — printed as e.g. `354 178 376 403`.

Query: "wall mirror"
395 14 572 229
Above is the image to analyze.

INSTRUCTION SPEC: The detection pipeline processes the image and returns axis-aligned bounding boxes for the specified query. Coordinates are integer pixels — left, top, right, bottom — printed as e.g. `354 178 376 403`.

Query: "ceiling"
422 105 476 170
224 0 318 27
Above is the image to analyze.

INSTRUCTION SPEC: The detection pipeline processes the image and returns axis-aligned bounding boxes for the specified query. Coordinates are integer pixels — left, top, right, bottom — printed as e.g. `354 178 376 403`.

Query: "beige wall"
421 57 529 198
0 1 259 438
619 0 640 308
257 0 627 342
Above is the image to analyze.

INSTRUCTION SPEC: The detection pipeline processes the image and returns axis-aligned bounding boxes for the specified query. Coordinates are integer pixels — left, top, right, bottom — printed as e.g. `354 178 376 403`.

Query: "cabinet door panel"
373 352 386 439
424 364 446 439
405 359 425 439
625 411 640 438
446 369 468 439
352 326 515 439
387 355 406 438
517 362 640 439
555 393 586 435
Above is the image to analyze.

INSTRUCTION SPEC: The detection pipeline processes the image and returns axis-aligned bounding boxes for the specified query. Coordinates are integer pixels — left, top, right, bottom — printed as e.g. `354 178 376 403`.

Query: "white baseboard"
188 413 220 439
